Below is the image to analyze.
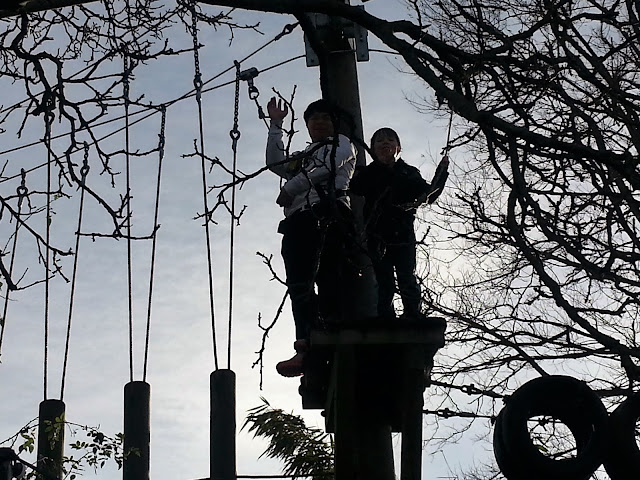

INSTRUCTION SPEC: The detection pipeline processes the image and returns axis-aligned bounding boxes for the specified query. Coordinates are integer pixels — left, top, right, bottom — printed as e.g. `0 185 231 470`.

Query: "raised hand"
267 96 289 125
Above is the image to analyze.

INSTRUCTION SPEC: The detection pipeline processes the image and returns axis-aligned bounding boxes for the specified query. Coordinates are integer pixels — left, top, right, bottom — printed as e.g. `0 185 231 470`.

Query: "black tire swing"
493 375 608 480
603 391 640 480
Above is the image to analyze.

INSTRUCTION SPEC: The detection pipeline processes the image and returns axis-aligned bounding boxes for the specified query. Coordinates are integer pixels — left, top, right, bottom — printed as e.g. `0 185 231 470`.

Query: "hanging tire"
604 391 640 480
493 409 525 480
498 375 608 480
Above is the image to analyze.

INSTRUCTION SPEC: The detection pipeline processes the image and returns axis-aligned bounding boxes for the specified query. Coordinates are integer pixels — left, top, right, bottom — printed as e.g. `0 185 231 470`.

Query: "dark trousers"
279 204 355 340
371 239 421 318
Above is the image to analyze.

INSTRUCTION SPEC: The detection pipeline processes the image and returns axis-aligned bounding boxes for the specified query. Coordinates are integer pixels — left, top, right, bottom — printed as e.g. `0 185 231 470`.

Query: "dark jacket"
350 159 430 244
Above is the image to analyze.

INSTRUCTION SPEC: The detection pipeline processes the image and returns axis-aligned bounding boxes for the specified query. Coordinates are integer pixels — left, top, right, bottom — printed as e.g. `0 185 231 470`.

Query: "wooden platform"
311 316 446 346
299 316 446 433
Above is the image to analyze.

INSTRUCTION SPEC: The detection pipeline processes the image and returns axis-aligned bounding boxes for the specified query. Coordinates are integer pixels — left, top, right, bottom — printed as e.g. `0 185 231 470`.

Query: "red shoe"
276 340 308 377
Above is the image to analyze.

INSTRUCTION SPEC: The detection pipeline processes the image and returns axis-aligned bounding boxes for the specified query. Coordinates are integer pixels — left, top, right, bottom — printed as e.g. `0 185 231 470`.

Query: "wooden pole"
316 4 395 478
0 448 14 480
37 399 65 480
400 347 425 480
210 369 236 480
123 381 151 480
316 0 377 323
333 346 357 478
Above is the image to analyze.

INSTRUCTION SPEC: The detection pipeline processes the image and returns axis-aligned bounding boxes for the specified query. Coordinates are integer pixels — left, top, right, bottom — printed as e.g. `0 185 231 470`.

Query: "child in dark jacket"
350 127 448 319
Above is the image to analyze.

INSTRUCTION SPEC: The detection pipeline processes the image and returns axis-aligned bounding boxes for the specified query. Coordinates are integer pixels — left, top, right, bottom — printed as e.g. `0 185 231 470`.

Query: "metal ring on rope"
493 375 608 480
248 85 259 100
603 391 640 480
229 129 241 141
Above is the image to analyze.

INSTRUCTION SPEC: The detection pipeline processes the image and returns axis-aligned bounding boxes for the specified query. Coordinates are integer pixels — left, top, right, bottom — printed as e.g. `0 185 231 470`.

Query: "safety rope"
143 106 166 382
123 54 135 383
60 143 90 400
0 170 28 359
443 110 453 156
191 1 219 371
43 106 54 400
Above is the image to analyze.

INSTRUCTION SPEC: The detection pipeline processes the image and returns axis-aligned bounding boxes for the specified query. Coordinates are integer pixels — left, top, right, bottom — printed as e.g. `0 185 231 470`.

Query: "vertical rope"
0 170 28 359
43 109 54 401
191 2 219 370
60 144 90 400
227 62 241 369
142 106 166 382
445 110 453 154
124 54 134 382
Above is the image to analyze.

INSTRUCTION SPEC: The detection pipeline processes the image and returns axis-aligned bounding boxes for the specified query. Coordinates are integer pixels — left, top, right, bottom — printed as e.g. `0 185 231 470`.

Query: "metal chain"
123 55 130 108
0 170 29 360
230 61 241 148
17 168 28 201
158 106 166 159
80 142 90 184
191 4 203 105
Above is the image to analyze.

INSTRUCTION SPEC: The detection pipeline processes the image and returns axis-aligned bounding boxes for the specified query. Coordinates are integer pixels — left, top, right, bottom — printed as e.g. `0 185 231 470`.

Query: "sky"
0 1 487 479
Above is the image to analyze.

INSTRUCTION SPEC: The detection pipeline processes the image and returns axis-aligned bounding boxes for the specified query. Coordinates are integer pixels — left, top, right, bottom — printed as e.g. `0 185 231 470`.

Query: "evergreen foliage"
243 398 334 480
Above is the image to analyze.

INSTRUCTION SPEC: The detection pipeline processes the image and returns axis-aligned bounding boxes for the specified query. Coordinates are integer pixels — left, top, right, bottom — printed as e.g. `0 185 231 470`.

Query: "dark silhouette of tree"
1 0 639 476
0 1 258 291
212 1 640 474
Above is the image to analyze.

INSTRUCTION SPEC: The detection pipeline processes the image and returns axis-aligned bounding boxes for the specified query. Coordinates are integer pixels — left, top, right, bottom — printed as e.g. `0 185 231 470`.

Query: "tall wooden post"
210 369 236 480
37 399 65 480
333 345 357 478
316 3 395 479
0 448 14 480
123 381 151 480
316 1 377 322
401 347 426 480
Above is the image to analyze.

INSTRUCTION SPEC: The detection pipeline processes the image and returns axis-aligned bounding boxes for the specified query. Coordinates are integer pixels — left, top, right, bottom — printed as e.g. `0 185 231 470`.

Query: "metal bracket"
303 6 370 67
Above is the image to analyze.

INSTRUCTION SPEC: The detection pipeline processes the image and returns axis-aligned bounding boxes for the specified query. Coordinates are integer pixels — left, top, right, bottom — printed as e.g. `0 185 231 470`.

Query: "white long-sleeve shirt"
266 122 357 217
